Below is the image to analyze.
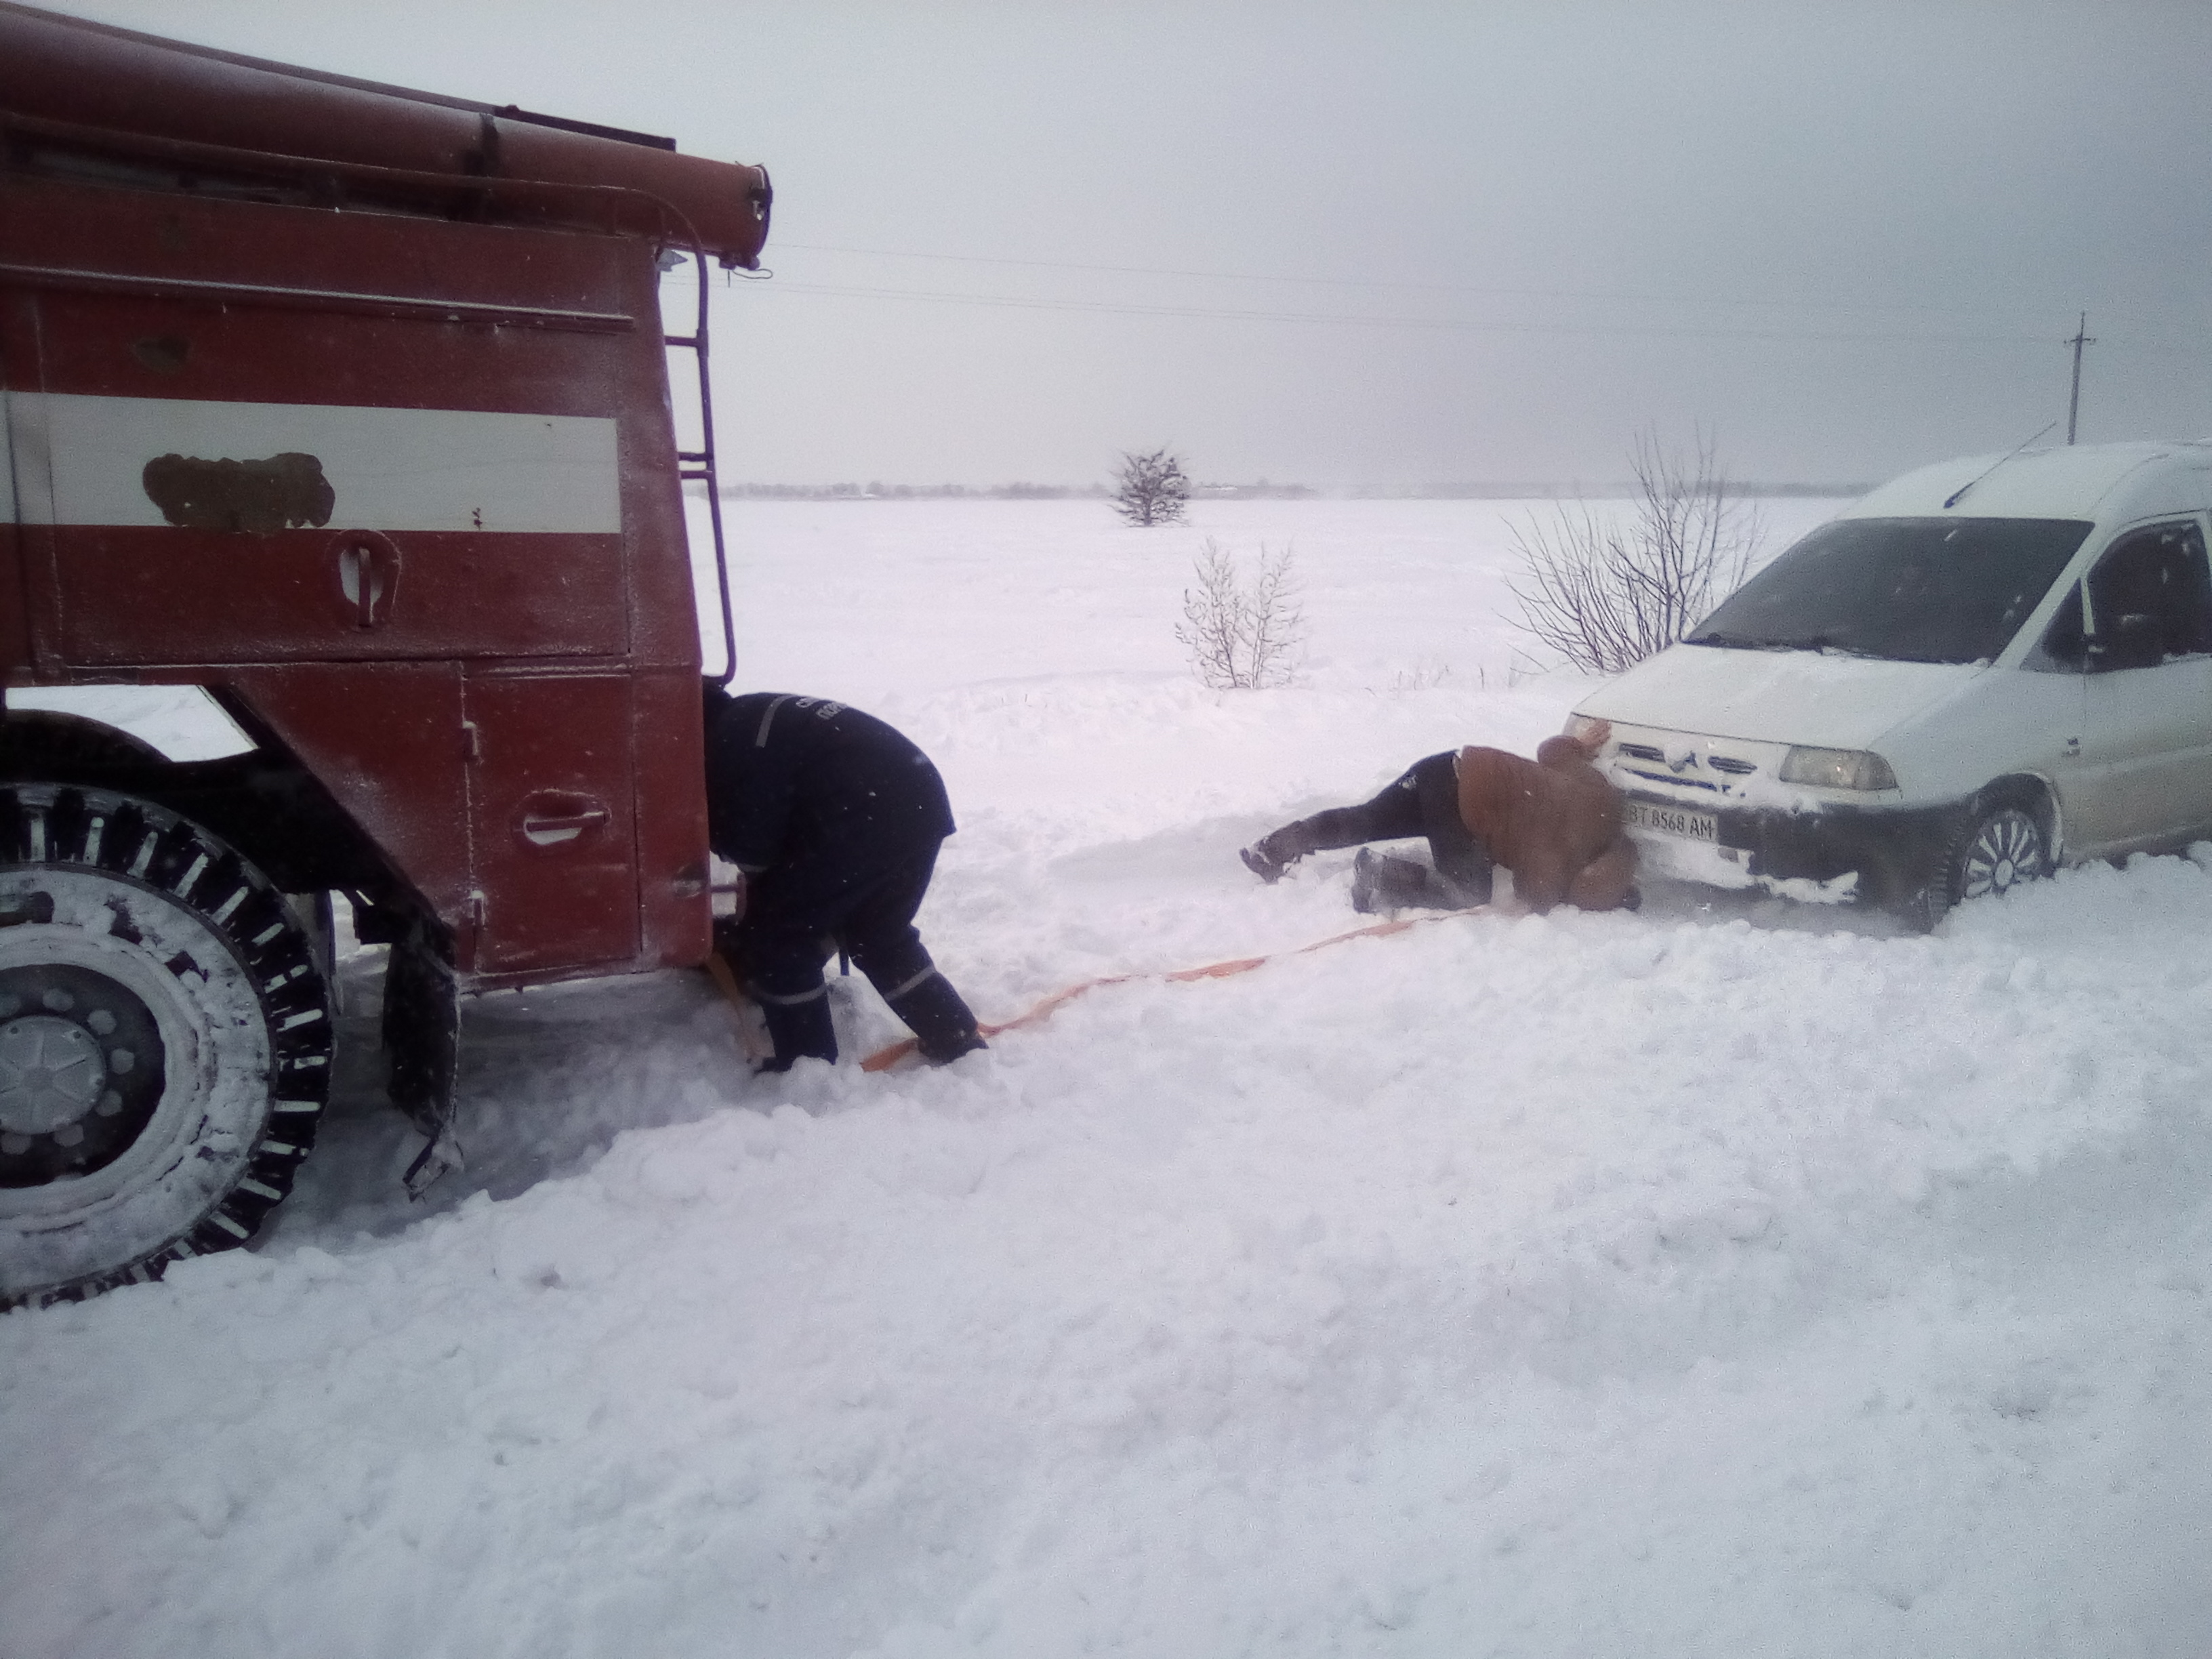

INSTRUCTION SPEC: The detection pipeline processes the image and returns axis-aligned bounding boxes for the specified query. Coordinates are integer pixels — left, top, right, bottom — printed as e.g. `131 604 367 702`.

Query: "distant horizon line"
710 479 1873 501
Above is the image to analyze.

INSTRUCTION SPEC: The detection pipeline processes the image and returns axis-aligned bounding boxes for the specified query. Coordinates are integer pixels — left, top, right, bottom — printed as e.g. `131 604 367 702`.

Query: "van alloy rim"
1961 809 2043 899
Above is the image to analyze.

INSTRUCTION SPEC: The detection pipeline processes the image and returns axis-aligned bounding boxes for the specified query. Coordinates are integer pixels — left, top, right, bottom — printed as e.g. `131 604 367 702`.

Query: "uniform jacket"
1454 737 1637 913
703 689 955 877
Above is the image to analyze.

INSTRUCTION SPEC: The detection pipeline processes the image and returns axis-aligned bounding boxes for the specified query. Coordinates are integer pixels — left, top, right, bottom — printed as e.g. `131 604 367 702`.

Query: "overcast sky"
39 1 2212 487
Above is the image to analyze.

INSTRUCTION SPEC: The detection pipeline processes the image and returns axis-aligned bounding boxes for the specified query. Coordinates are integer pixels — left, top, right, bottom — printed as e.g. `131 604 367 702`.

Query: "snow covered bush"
1507 428 1763 674
1111 446 1191 527
1176 539 1306 689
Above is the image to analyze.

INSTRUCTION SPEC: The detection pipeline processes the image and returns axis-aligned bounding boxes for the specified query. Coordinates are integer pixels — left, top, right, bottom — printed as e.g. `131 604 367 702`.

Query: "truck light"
1563 714 1610 744
1780 747 1898 791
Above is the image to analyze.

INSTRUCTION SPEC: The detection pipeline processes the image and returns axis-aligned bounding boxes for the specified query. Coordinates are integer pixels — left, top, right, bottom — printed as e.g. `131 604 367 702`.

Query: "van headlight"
1562 714 1609 743
1779 747 1898 791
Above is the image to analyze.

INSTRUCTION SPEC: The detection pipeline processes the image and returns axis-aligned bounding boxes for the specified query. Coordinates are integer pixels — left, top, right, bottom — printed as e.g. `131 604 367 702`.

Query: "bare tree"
1241 545 1305 689
1176 539 1307 689
1177 541 1244 685
1506 428 1763 674
1112 447 1191 527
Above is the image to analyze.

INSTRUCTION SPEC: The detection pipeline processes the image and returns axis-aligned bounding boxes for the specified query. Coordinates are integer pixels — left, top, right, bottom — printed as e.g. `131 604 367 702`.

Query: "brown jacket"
1454 736 1638 913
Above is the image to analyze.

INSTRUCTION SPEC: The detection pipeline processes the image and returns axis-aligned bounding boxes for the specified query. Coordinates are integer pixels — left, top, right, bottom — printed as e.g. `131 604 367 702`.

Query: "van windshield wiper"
1687 629 1850 653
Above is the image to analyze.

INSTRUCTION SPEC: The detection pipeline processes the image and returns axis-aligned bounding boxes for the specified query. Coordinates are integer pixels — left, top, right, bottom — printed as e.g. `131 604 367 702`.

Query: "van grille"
1622 769 1723 794
1615 741 1756 777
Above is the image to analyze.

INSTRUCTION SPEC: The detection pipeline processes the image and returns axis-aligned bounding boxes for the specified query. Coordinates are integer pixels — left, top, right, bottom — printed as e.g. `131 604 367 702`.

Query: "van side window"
2081 520 2212 671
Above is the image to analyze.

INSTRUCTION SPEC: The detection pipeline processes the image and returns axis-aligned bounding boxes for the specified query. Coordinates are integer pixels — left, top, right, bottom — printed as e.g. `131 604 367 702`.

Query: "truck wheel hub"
0 964 167 1186
0 1017 105 1135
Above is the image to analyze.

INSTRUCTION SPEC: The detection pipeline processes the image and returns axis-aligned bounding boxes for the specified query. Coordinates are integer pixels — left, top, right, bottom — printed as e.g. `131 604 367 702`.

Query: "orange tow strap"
853 904 1491 1072
703 949 773 1065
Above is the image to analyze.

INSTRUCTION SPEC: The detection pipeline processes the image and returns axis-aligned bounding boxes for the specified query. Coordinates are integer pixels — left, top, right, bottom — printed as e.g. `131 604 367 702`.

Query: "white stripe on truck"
5 393 620 533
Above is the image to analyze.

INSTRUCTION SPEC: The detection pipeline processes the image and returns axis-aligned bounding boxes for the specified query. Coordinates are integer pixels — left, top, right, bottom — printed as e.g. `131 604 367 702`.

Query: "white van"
1568 441 2212 924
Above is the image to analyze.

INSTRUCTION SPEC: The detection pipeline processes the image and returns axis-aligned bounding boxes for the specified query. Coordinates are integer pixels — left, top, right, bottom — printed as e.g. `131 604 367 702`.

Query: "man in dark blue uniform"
702 684 987 1071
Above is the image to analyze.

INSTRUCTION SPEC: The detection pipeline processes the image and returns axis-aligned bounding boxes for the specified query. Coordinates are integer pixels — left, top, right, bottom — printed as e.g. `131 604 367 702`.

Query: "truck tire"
0 783 332 1308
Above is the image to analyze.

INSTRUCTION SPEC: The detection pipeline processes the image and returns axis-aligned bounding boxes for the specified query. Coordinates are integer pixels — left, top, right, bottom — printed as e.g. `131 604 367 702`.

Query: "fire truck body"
0 2 771 1304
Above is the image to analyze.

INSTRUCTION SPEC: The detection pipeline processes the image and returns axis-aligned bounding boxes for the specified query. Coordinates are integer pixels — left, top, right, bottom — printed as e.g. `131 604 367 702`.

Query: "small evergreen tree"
1111 447 1191 527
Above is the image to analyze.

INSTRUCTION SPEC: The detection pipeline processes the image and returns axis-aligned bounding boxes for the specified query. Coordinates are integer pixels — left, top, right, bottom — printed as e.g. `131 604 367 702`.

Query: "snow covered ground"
5 498 2210 1658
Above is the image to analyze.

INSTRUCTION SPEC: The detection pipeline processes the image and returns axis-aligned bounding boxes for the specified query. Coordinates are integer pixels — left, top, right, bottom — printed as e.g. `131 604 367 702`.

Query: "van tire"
0 784 332 1309
1896 792 2053 930
1948 803 2051 905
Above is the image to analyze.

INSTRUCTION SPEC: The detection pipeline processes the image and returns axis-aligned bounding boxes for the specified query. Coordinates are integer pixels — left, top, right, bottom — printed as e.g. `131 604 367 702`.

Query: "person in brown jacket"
1240 720 1639 914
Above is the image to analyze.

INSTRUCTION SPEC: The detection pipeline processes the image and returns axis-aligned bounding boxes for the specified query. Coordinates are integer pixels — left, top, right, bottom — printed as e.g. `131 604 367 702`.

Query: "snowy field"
5 497 2211 1658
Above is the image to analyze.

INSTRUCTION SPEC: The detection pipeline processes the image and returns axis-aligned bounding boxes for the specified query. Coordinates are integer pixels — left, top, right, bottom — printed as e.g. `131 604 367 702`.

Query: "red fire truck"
0 1 771 1305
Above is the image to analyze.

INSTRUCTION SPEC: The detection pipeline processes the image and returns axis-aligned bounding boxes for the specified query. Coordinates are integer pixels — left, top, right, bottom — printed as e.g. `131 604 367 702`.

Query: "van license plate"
1626 800 1720 844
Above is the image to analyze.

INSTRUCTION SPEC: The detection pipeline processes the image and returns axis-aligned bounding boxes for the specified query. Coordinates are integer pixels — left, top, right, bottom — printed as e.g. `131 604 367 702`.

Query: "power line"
734 278 2054 347
668 256 2201 352
767 240 2025 324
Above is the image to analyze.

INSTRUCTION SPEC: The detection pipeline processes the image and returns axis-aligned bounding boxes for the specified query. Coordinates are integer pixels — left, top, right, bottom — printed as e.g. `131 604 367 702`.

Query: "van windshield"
1685 517 2093 665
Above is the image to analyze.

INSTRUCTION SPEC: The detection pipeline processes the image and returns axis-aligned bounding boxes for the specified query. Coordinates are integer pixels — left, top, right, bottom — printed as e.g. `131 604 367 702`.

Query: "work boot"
885 969 988 1064
1351 848 1462 914
1240 821 1315 884
754 984 837 1071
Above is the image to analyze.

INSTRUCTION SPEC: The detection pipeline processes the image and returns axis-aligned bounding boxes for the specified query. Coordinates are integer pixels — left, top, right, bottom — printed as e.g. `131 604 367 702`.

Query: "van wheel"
0 785 332 1309
1949 804 2050 905
1894 798 2052 930
1885 797 2052 931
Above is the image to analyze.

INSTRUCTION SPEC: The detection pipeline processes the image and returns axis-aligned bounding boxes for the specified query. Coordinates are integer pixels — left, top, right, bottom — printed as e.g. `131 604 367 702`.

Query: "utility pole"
2066 311 2095 445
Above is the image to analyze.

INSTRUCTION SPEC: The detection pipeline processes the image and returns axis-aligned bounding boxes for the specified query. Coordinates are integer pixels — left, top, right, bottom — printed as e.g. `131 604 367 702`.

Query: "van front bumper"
1622 789 1969 905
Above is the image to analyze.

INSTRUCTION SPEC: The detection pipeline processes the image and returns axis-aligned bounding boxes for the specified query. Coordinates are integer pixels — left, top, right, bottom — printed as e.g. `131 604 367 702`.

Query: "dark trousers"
736 846 939 996
1287 752 1494 901
722 843 979 1066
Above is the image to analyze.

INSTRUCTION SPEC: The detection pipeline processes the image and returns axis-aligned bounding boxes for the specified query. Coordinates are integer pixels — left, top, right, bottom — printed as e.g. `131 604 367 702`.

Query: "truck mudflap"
384 915 464 1198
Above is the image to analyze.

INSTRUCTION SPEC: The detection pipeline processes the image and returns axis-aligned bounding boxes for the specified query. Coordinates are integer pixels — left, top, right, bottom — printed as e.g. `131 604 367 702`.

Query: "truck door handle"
332 531 401 628
515 792 612 848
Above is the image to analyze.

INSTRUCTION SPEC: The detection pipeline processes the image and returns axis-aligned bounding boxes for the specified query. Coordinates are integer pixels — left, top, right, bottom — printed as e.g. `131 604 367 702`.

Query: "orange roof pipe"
0 1 770 268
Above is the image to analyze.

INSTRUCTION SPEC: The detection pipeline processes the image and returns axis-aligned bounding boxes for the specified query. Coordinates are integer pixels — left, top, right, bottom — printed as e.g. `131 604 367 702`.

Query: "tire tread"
0 781 335 1309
